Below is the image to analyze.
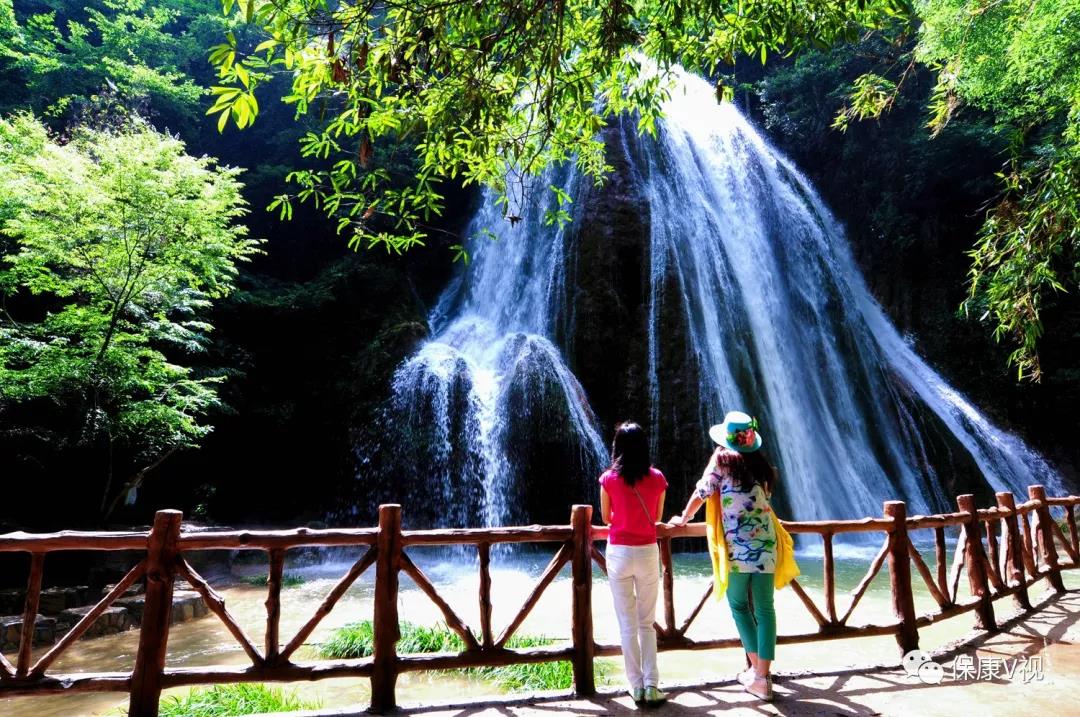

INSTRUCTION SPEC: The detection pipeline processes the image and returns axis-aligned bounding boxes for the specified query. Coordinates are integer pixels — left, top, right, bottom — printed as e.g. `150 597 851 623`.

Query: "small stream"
1 546 984 716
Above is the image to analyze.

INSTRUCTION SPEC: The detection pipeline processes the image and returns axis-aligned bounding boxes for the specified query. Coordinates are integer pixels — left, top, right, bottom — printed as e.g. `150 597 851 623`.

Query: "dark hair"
610 422 650 486
716 448 776 493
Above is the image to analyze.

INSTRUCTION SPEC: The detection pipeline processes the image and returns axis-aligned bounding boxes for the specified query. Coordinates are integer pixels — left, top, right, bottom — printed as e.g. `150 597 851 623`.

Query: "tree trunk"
99 437 115 516
102 446 180 523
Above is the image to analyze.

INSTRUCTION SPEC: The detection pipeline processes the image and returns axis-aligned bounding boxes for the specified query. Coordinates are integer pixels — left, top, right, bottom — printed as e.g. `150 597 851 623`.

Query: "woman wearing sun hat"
668 411 798 702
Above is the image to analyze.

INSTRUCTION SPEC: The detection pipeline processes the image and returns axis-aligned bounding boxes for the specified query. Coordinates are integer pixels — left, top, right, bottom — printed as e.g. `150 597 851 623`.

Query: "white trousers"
606 543 660 689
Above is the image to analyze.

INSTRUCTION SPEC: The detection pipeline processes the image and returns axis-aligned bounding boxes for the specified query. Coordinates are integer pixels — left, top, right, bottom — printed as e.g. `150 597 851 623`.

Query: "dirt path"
268 587 1080 717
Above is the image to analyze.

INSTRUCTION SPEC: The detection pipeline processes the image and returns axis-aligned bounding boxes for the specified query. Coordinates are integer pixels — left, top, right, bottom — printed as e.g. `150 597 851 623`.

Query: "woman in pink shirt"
599 422 668 705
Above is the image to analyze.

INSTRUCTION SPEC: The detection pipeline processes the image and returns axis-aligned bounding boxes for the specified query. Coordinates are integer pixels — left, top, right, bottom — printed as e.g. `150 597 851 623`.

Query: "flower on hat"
727 428 756 446
709 412 762 452
726 417 759 448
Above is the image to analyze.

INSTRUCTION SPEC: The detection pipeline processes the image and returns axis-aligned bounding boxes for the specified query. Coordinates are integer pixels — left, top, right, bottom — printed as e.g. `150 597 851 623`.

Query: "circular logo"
901 649 932 677
918 661 945 685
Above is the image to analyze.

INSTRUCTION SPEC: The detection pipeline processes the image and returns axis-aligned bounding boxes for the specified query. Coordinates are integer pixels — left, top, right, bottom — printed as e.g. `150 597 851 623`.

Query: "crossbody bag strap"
630 483 654 524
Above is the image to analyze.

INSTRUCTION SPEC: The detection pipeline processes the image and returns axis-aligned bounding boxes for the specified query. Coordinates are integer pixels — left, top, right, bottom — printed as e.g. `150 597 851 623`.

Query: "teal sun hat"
708 411 763 453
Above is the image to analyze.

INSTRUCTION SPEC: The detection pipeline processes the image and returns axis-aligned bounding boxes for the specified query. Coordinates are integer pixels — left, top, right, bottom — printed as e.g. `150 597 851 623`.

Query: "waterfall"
363 68 1062 528
375 162 609 528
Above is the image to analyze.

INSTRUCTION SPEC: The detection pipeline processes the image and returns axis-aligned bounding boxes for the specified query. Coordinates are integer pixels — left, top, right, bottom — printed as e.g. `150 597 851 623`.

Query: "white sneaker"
745 674 773 701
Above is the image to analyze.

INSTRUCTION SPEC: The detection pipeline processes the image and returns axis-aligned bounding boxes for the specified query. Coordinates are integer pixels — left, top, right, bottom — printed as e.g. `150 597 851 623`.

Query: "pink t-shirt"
599 467 668 546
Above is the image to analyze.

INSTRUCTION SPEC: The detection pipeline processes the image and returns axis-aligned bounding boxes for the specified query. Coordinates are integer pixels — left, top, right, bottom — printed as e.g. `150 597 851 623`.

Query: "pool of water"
0 542 1016 716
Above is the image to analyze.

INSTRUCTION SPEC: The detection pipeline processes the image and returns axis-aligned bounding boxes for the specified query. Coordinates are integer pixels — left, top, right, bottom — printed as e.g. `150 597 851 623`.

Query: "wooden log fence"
885 501 919 653
0 486 1077 715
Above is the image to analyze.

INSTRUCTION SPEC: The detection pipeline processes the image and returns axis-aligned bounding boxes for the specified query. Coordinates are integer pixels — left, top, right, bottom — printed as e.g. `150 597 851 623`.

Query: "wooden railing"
0 484 1077 716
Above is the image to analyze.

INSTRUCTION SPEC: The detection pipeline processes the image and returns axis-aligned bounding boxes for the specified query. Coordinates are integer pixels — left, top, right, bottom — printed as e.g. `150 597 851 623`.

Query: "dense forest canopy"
0 0 1078 527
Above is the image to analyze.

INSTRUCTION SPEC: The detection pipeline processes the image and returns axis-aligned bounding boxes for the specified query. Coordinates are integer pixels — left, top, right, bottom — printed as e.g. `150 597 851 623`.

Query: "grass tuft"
317 619 465 658
239 573 306 588
471 633 575 690
158 683 319 716
318 619 375 659
318 620 603 691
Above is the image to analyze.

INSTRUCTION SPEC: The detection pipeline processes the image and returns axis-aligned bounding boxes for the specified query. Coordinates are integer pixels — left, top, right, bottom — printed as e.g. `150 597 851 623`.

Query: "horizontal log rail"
402 525 574 545
178 528 379 551
0 485 1077 716
0 532 148 553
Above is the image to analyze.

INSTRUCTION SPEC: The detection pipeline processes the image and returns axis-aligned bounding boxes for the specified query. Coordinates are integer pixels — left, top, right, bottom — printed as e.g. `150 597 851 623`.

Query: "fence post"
370 504 402 714
1029 485 1066 593
265 548 285 664
957 495 996 631
478 541 494 649
570 504 595 695
996 492 1032 611
884 501 919 654
128 510 182 717
15 553 45 678
659 536 676 636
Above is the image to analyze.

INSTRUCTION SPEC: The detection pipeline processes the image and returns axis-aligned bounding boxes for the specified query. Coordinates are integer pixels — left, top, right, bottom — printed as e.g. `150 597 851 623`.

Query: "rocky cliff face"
561 124 715 504
566 127 651 434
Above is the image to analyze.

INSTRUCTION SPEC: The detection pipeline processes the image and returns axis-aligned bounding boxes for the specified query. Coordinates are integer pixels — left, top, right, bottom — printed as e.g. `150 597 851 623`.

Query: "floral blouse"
695 450 777 573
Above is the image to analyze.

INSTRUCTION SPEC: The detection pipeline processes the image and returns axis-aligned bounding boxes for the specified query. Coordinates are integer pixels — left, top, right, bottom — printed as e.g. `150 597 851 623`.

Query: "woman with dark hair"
669 411 798 702
599 421 668 705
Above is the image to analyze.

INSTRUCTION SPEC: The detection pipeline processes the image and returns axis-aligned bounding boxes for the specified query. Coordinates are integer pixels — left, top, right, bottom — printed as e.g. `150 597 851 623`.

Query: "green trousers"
726 572 776 661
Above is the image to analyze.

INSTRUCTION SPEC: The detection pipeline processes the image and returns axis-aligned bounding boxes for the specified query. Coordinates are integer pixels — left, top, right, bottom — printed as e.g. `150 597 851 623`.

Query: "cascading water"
363 68 1062 528
377 163 609 529
633 68 1062 521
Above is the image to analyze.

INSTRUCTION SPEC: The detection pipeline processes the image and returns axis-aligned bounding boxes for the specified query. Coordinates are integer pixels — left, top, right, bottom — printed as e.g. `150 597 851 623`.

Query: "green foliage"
0 0 320 223
914 0 1080 379
963 146 1080 379
0 0 219 127
209 0 912 254
0 114 261 516
832 72 898 131
239 573 306 587
318 620 593 691
159 683 319 716
836 0 1080 379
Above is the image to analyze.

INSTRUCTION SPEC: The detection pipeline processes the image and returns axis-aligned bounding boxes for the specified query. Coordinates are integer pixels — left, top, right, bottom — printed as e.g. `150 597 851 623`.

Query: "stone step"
0 586 95 618
39 586 92 615
171 590 211 623
0 589 25 616
100 581 145 600
115 589 209 626
0 614 57 653
55 605 132 638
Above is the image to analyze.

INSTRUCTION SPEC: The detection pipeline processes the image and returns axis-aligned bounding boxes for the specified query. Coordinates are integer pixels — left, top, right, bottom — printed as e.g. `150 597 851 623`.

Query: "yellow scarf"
706 493 800 600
